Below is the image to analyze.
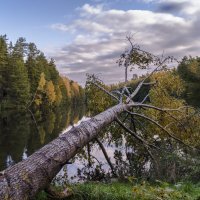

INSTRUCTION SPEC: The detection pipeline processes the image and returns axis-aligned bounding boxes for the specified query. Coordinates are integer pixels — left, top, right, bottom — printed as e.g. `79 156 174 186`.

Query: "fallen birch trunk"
0 103 131 199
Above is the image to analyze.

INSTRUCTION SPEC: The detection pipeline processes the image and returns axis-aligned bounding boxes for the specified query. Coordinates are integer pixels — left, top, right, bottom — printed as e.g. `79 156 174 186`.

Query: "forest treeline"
0 35 84 110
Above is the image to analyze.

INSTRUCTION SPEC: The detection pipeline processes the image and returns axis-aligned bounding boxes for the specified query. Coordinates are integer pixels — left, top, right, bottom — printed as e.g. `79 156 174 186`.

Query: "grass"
35 181 200 200
69 182 133 200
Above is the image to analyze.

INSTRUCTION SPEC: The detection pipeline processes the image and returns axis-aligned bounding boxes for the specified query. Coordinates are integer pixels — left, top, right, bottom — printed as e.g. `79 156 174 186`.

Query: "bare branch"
132 103 185 112
143 81 156 86
124 86 131 97
28 108 39 131
95 138 116 176
26 90 38 108
143 145 159 171
115 117 158 150
129 112 196 150
91 81 119 101
126 80 144 103
140 94 149 104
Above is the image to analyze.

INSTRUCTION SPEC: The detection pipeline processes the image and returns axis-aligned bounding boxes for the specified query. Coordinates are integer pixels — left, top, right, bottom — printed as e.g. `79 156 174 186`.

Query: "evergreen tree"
178 56 200 107
26 44 41 95
48 58 59 85
8 55 30 106
0 35 9 103
12 37 27 59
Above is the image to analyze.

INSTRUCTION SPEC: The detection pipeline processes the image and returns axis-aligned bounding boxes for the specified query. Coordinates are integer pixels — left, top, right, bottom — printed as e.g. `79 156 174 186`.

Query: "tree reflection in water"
0 105 85 171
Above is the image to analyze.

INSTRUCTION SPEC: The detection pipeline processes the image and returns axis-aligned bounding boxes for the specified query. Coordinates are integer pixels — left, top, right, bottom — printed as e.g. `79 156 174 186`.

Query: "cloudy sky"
0 0 200 85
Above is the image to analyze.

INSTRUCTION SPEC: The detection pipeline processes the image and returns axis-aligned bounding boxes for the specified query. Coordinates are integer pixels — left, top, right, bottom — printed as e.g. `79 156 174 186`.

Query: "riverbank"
35 181 200 200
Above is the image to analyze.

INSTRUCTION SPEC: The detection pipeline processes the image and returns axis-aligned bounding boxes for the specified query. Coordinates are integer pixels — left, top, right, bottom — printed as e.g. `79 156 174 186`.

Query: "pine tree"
8 39 30 106
26 43 41 95
0 35 9 103
48 58 59 84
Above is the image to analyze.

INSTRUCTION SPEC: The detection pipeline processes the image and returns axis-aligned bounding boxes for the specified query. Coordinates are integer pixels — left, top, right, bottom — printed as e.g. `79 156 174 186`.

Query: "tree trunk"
0 103 131 199
125 66 128 83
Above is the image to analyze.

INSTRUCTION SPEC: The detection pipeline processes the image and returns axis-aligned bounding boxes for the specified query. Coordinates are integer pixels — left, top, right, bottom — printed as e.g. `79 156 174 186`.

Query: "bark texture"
0 103 131 199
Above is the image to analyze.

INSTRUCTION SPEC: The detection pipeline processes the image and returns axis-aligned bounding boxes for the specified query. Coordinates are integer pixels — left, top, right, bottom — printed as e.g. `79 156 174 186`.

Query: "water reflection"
0 105 85 171
55 125 152 184
1 107 182 183
0 106 152 182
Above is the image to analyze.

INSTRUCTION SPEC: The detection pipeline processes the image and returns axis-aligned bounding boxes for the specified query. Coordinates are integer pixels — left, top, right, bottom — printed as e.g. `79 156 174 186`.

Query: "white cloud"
49 2 200 86
80 4 103 16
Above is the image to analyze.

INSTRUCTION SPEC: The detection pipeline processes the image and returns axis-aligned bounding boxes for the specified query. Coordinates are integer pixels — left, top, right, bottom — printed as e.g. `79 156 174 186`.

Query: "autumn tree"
45 80 56 105
34 72 46 106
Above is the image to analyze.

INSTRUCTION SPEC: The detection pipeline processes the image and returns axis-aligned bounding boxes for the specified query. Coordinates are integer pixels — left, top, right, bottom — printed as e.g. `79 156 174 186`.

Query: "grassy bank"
36 181 200 200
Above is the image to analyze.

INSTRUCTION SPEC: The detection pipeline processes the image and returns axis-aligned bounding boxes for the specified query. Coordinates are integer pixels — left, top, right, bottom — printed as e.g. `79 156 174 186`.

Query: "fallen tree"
0 103 133 199
0 37 199 199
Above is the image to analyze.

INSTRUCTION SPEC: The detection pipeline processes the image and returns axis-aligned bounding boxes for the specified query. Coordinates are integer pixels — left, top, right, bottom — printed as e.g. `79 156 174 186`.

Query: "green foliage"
177 56 200 107
7 39 31 106
0 35 8 65
144 71 200 146
85 74 115 115
0 35 9 105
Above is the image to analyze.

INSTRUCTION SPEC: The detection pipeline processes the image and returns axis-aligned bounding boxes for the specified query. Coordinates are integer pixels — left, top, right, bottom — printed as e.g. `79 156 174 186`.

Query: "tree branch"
95 138 116 176
115 117 158 150
129 112 196 150
91 81 119 101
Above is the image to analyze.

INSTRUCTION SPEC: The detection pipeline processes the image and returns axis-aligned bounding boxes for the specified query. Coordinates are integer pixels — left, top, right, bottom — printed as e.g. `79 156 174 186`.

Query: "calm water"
0 105 85 171
0 106 152 183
